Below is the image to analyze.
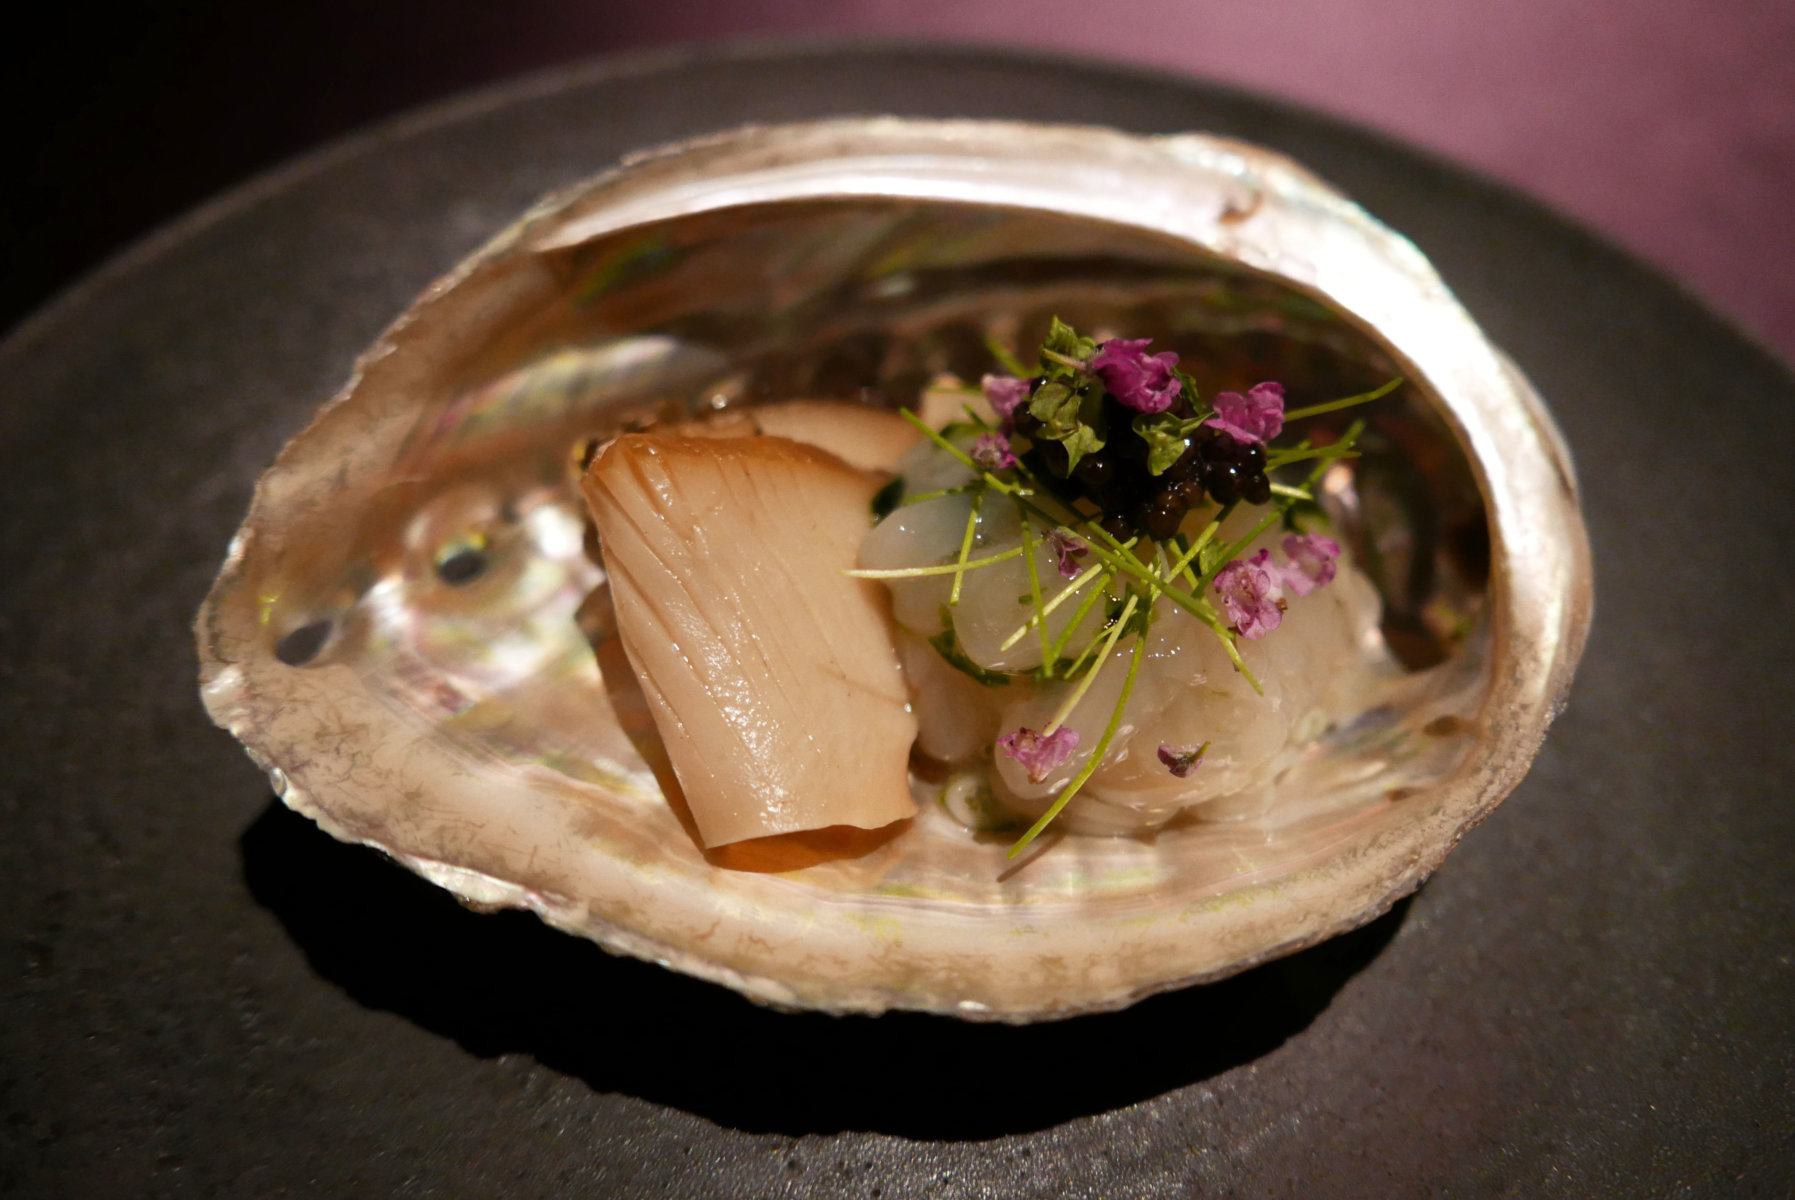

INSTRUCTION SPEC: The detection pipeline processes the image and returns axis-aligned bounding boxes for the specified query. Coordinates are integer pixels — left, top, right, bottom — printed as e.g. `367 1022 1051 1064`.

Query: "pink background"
16 2 1795 360
599 3 1795 359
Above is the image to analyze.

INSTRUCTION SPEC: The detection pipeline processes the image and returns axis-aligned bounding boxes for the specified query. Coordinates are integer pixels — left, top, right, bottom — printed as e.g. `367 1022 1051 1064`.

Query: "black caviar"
1011 380 1272 541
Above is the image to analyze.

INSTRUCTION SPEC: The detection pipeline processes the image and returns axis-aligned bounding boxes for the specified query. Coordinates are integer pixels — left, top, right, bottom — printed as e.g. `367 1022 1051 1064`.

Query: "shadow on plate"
241 799 1410 1139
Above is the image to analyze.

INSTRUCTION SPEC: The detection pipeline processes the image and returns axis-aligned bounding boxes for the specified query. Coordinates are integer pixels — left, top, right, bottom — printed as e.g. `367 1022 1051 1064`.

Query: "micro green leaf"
1173 365 1206 412
1131 411 1190 476
1027 381 1077 430
1058 419 1105 474
1026 377 1108 472
1041 316 1097 367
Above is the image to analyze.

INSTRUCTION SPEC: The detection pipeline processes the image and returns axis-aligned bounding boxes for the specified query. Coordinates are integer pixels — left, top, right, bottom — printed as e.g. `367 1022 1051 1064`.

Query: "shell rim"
197 117 1594 1021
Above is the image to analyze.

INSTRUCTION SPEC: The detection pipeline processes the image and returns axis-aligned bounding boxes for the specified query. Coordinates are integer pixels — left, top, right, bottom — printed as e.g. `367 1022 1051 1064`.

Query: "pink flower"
970 432 1019 471
1211 537 1340 637
1157 743 1207 778
998 725 1080 784
981 373 1031 419
1212 549 1285 639
1203 382 1285 446
1044 529 1089 579
1090 338 1183 414
1277 532 1340 596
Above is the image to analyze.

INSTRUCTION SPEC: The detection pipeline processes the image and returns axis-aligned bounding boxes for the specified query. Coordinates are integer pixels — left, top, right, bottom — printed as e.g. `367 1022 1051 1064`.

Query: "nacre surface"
197 119 1591 1020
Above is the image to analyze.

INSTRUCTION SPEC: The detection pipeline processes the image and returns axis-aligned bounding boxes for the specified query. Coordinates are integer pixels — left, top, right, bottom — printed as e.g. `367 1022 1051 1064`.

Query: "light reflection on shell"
197 120 1591 1020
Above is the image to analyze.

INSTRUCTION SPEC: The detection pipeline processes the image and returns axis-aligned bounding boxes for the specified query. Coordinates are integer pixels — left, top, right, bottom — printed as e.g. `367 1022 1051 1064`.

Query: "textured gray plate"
3 42 1791 1198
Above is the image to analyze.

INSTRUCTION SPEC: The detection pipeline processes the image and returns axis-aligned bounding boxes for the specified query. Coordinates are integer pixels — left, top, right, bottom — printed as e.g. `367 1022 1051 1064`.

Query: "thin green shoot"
998 560 1107 652
1009 603 1153 858
1015 507 1055 676
1209 621 1260 692
985 336 1029 378
1073 510 1138 558
1046 567 1118 664
897 408 1023 495
897 481 981 508
1155 582 1259 693
1043 592 1139 735
1000 494 1203 624
1265 443 1360 470
948 489 984 606
1165 533 1202 591
1282 377 1401 423
1060 531 1209 623
1211 507 1286 580
844 547 1023 580
1058 606 1114 681
959 404 996 431
1153 541 1173 589
1167 502 1235 580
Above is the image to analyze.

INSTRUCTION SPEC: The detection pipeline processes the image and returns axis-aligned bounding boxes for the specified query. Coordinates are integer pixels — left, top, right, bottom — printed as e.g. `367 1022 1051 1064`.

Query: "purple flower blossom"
1278 532 1340 596
970 432 1019 471
1090 338 1183 414
1157 743 1207 779
1203 381 1286 446
981 373 1031 420
1212 536 1342 638
1044 529 1089 579
1212 549 1285 639
998 725 1080 784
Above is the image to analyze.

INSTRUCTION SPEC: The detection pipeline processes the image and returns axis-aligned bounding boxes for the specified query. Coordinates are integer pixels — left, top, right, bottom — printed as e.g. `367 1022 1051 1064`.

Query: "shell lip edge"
191 114 1596 1024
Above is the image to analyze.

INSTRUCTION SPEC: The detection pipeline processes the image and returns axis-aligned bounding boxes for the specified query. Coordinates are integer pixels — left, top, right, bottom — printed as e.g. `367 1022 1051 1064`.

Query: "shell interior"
198 121 1590 1020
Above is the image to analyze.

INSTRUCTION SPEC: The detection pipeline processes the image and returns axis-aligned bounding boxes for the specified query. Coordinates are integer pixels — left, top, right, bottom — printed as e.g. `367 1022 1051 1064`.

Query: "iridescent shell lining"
197 120 1591 1020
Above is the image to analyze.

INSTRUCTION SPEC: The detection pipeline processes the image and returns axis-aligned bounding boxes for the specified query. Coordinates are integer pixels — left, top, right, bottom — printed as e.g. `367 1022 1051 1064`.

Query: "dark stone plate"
3 42 1790 1198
